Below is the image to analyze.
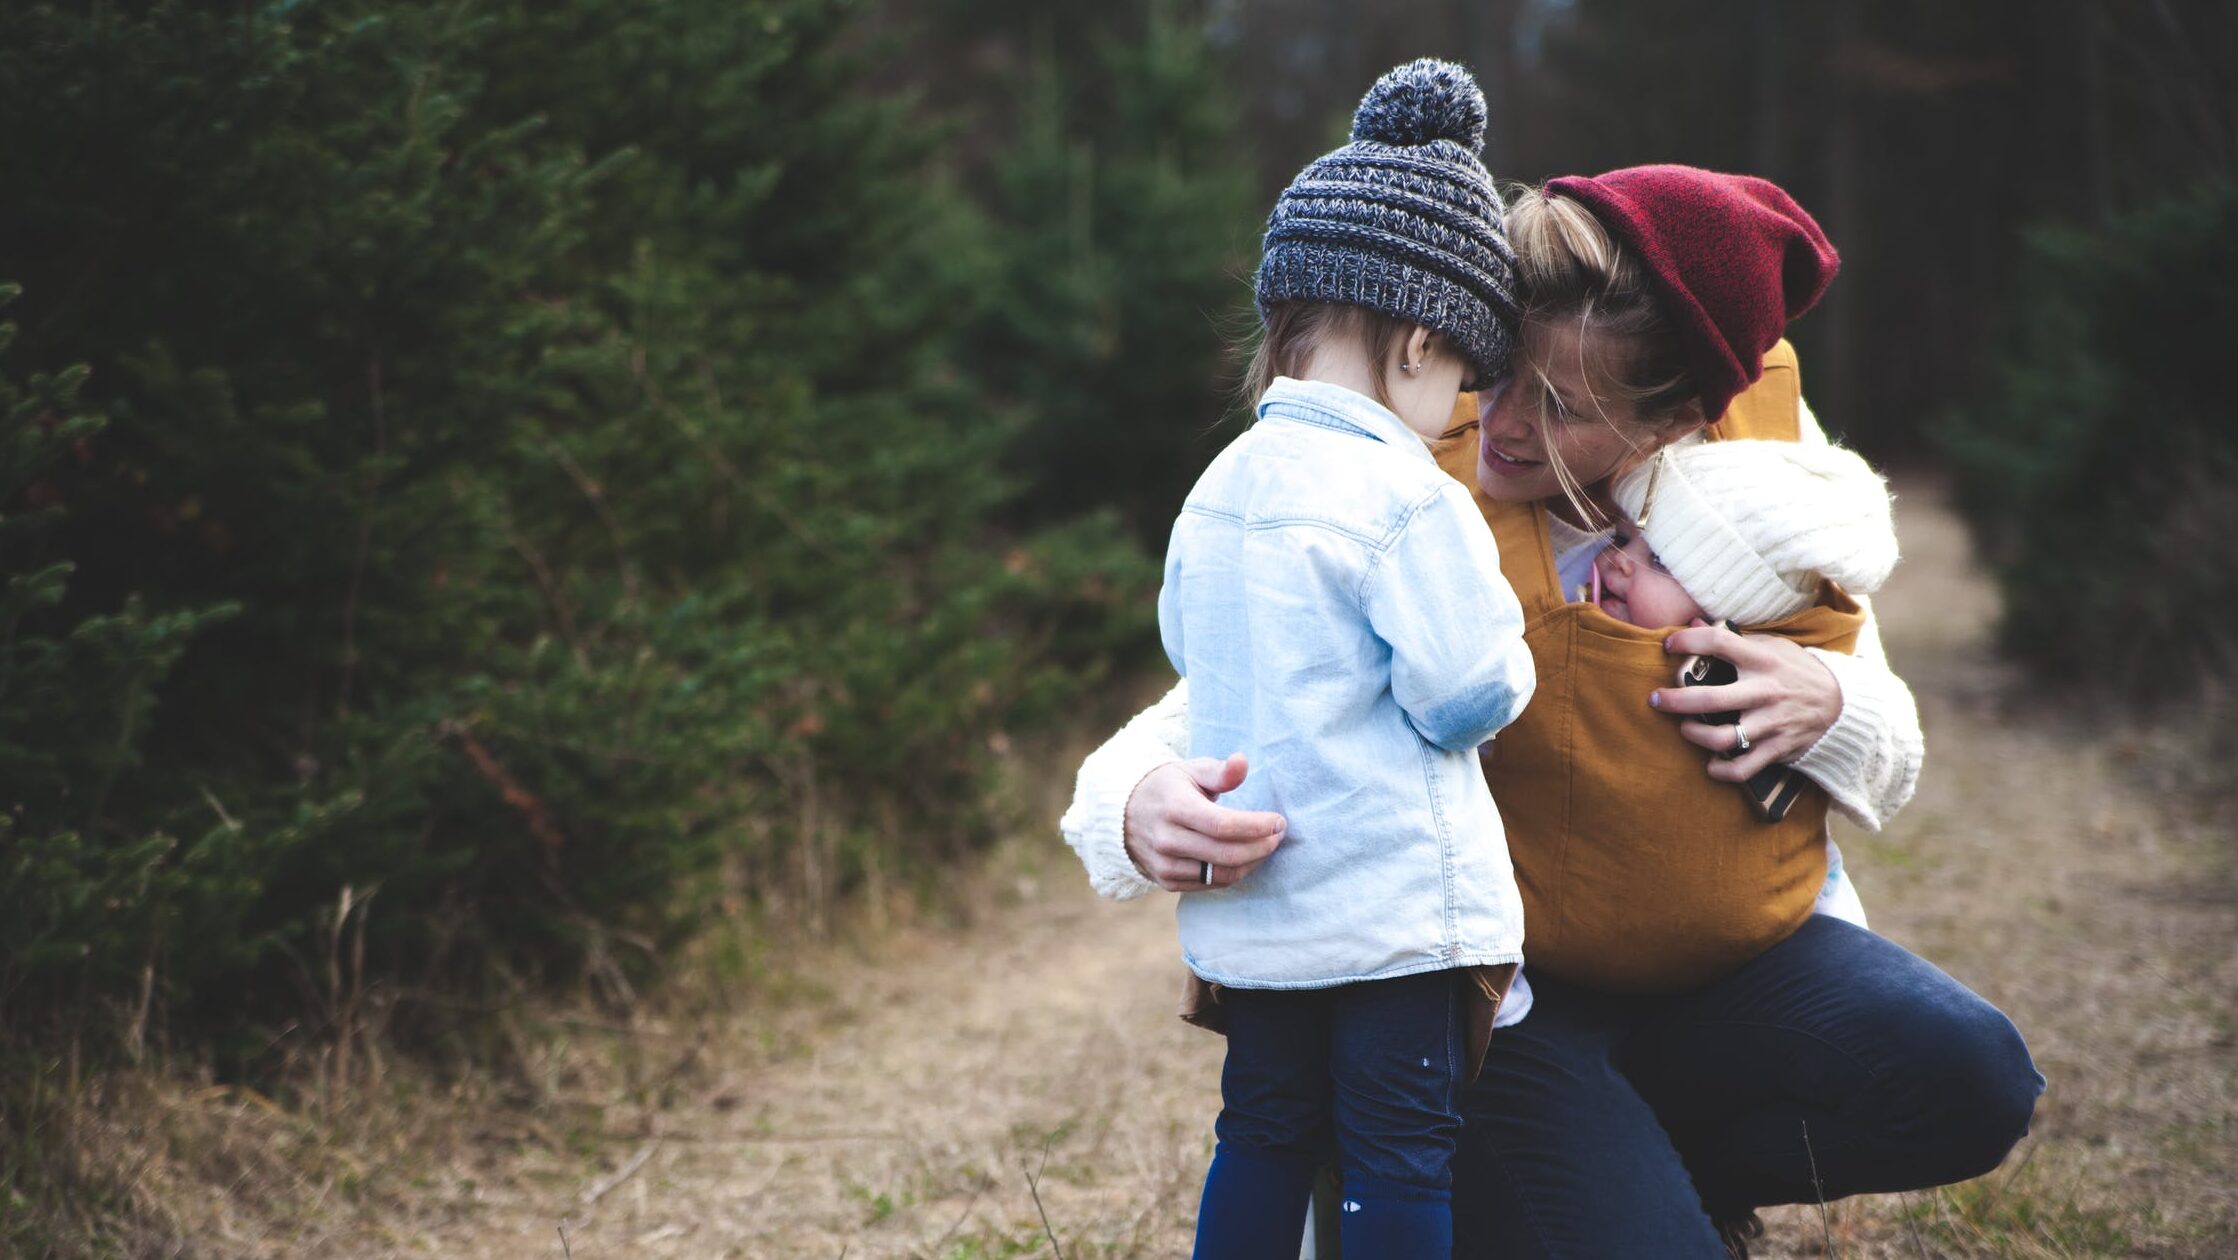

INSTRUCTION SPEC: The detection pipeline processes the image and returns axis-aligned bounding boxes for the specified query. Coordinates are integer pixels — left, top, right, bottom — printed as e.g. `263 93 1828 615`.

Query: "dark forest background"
1 0 2231 1175
1212 0 2234 461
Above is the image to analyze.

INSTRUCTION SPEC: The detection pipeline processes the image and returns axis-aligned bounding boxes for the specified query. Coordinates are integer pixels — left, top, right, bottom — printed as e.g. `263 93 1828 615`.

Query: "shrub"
1940 182 2238 707
947 1 1261 543
0 0 1157 1056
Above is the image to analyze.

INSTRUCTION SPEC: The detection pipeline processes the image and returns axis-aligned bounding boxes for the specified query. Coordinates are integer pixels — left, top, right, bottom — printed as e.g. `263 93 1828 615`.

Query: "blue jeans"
1450 916 2045 1257
1196 969 1466 1258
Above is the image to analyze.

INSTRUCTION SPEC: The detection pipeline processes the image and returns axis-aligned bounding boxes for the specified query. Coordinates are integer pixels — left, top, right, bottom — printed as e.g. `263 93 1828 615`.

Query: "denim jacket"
1159 377 1535 988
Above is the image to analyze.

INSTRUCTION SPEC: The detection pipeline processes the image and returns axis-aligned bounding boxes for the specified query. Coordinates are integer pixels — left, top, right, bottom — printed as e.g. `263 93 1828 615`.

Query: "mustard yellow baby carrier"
1429 342 1864 992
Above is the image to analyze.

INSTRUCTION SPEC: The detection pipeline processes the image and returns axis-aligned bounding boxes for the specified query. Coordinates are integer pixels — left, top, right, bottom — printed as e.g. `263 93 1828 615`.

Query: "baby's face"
1593 525 1706 629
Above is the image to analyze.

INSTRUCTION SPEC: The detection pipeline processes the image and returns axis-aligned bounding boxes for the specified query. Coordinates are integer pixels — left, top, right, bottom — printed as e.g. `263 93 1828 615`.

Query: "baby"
1594 437 1896 638
1468 429 1899 994
1596 434 1898 932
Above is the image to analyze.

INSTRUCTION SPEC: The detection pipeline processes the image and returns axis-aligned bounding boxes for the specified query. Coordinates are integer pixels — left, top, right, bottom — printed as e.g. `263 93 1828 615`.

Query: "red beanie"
1543 165 1838 422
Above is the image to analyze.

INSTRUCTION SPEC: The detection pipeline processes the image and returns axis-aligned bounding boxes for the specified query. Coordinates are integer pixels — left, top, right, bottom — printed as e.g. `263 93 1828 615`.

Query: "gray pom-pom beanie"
1256 58 1519 389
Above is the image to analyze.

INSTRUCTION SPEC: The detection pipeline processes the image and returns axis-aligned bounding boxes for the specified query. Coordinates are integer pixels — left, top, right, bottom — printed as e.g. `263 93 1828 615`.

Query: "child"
1158 60 1536 1259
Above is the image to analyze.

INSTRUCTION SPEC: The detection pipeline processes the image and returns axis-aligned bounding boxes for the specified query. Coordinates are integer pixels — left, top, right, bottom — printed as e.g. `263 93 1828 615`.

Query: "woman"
1061 165 2043 1257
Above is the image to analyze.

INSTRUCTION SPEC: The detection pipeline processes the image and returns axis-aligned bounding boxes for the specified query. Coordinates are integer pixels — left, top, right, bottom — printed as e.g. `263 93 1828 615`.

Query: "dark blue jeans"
1198 969 1466 1257
1450 916 2044 1258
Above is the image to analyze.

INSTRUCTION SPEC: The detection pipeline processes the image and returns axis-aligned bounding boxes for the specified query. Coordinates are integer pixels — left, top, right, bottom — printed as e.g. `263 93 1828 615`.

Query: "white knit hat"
1610 438 1898 626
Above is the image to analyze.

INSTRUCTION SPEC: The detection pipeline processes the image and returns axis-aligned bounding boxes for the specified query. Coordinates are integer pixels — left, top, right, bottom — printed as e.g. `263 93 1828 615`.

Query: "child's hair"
1504 186 1704 521
1240 301 1414 415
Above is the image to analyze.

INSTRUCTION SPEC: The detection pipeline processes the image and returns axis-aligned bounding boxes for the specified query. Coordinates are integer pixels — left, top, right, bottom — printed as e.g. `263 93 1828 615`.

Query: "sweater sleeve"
1058 679 1192 900
1794 595 1923 831
1782 393 1926 830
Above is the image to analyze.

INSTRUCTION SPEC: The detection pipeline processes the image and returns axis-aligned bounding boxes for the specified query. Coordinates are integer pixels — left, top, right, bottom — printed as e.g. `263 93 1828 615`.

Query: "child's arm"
1156 540 1186 679
1365 481 1538 753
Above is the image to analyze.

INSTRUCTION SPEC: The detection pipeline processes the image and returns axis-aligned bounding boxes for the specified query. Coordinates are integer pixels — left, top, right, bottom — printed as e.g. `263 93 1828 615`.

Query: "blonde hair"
1240 302 1411 414
1505 185 1704 522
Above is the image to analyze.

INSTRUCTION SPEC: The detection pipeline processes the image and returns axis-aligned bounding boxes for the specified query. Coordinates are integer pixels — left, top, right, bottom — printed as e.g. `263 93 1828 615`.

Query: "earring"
1635 449 1668 527
1401 361 1423 375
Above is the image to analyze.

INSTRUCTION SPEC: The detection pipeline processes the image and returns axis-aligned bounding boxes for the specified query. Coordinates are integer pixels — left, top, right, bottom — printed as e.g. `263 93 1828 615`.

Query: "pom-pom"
1350 58 1487 152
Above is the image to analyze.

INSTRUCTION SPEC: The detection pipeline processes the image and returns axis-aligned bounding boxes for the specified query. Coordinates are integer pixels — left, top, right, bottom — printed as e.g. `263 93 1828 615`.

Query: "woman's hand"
1652 621 1843 783
1123 753 1288 892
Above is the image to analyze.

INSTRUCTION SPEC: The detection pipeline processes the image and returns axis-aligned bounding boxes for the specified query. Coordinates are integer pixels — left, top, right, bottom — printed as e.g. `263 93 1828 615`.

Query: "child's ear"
1402 324 1436 371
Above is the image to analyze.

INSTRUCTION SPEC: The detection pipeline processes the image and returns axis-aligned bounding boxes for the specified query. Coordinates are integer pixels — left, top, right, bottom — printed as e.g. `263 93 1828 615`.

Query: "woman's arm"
1652 594 1922 832
1792 595 1923 830
1774 395 1923 827
1057 680 1287 898
1649 392 1924 830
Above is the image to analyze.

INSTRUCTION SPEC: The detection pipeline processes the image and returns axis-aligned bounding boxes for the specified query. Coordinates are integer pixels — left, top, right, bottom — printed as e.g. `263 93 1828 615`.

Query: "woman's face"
1473 325 1662 506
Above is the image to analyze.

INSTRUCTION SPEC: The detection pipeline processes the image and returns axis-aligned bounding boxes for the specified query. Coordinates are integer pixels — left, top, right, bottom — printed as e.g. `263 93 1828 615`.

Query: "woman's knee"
1907 992 2044 1181
1804 925 2046 1182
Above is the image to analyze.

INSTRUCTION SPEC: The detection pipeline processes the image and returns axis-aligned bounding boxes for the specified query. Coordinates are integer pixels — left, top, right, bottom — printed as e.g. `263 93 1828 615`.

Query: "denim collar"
1256 377 1435 465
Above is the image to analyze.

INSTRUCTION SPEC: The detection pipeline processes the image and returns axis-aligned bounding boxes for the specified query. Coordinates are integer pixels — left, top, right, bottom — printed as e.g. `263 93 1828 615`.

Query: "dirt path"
211 483 2238 1258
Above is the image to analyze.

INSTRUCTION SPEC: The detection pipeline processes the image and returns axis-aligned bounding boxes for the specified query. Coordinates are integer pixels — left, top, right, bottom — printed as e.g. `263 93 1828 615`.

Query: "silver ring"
1199 860 1214 885
1732 721 1752 754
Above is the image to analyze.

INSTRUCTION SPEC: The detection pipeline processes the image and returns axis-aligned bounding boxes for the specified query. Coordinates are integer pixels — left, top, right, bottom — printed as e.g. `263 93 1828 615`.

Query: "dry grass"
1742 478 2238 1259
8 479 2234 1259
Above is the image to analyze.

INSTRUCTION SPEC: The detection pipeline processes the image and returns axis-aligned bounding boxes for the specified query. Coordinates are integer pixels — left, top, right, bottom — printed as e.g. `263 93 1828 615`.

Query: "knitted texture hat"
1543 165 1838 422
1256 58 1519 389
1611 439 1896 626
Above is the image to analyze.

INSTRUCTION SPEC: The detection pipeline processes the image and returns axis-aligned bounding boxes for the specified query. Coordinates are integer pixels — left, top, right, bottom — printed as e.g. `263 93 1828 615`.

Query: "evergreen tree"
0 0 1154 1050
930 1 1261 542
1941 182 2238 706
